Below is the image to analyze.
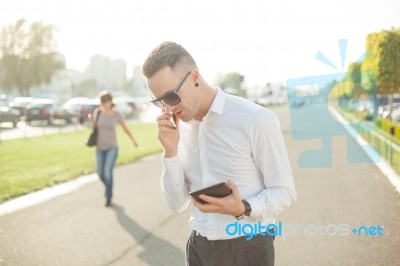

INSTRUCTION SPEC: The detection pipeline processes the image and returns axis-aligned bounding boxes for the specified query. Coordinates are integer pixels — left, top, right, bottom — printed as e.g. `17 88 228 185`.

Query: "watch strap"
235 199 252 220
242 199 252 216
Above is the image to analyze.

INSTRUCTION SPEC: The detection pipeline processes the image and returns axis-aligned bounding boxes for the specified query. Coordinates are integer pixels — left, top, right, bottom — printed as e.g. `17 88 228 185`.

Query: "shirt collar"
188 88 226 124
208 88 226 115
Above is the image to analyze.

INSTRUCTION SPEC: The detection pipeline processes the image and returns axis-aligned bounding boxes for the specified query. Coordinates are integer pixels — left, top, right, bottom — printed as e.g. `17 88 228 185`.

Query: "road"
0 121 88 141
0 105 399 265
0 106 159 141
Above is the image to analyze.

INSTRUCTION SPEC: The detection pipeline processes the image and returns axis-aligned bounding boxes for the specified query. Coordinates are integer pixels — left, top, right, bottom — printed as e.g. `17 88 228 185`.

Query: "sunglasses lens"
150 99 164 108
162 92 181 106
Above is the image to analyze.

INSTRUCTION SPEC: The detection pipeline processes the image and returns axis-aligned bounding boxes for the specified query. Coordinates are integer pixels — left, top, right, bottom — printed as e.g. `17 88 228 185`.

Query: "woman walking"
93 91 139 206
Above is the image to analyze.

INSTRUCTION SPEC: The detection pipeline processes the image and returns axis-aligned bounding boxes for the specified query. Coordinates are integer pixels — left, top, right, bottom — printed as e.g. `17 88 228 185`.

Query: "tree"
73 80 97 97
360 28 400 118
0 19 65 96
347 62 362 84
215 72 243 95
378 29 400 94
341 62 363 98
360 32 382 93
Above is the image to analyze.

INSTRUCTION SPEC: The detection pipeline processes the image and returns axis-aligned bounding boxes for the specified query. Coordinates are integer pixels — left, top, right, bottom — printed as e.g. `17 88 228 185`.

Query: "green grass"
0 123 162 203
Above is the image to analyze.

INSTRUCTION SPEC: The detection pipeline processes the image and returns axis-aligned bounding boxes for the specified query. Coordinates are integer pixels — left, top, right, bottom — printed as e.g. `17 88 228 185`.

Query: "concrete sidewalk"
0 154 190 266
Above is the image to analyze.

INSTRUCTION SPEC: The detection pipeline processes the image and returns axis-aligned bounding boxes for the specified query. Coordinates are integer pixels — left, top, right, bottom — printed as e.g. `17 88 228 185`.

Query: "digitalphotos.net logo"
226 221 384 241
286 39 380 168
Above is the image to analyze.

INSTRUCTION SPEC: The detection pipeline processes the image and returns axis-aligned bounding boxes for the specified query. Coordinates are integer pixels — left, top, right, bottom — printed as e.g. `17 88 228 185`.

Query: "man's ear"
190 69 200 85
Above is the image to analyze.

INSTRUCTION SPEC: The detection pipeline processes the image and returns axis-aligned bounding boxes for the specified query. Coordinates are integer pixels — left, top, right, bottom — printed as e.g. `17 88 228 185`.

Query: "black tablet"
189 182 233 204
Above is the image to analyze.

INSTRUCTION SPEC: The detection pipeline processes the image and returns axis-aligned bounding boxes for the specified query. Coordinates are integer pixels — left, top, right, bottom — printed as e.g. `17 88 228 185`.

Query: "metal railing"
352 122 400 175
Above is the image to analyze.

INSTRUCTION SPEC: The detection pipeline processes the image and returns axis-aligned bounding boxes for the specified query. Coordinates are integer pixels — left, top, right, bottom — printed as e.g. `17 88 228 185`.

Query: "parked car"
114 97 150 117
25 99 73 125
377 95 400 106
62 98 99 124
113 97 138 119
8 97 34 117
381 103 400 119
0 98 20 127
391 109 400 123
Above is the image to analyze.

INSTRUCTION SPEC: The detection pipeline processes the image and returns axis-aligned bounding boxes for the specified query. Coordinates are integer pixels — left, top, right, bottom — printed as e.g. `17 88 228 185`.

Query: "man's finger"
157 113 172 121
175 114 180 129
158 120 176 129
192 199 209 211
198 194 224 206
158 127 176 133
227 179 240 196
193 199 219 213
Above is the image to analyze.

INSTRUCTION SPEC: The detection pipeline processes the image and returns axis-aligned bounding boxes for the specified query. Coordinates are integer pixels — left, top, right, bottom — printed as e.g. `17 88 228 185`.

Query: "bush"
395 123 400 139
381 118 400 138
355 111 367 120
374 117 382 128
365 114 374 121
381 118 395 133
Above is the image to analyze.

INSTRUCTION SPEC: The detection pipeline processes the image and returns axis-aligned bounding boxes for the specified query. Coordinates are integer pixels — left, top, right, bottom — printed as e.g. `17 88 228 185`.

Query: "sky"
1 0 399 87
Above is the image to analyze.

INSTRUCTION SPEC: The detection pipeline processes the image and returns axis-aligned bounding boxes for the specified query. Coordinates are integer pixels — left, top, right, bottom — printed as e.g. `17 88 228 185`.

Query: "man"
142 42 296 266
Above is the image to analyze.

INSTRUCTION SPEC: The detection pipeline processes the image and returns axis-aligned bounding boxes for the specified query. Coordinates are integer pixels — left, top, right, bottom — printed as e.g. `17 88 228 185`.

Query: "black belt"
191 228 275 249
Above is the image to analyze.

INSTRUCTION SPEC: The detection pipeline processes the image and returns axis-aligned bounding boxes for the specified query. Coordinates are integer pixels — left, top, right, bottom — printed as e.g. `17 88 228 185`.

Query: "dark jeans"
186 230 275 266
96 147 118 200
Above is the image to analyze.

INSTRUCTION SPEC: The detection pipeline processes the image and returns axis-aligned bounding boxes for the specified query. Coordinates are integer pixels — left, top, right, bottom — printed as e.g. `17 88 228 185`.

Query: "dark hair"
142 41 197 78
99 91 113 104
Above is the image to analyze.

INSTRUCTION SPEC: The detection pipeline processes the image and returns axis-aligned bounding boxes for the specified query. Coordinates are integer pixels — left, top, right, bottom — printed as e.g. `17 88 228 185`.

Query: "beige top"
95 110 122 150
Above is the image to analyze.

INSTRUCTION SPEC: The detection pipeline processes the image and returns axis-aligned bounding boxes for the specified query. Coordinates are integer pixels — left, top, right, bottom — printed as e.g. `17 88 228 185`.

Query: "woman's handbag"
86 111 101 147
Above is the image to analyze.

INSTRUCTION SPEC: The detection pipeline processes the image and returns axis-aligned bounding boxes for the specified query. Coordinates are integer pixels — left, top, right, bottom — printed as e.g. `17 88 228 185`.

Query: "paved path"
0 105 399 265
275 105 400 265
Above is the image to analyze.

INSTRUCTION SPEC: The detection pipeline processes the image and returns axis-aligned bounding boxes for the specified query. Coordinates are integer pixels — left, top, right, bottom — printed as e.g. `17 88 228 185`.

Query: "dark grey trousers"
186 230 275 266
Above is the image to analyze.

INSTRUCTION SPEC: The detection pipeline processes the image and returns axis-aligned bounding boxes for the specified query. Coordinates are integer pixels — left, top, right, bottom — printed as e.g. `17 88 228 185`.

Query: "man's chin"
179 116 190 122
177 112 191 122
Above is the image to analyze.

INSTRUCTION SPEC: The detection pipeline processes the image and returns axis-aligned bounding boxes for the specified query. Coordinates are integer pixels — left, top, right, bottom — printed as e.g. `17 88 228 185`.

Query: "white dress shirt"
161 88 297 240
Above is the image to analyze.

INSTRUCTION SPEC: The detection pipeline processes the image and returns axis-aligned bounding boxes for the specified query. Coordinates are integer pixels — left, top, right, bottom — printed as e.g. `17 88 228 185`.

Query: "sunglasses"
150 71 191 108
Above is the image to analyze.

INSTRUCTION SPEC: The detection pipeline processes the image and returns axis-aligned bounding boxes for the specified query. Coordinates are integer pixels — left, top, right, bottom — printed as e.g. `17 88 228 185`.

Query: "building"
84 55 127 91
131 65 150 97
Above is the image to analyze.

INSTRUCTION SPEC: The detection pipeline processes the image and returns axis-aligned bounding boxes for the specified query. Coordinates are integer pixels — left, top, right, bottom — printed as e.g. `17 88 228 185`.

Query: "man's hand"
192 180 245 217
157 109 180 158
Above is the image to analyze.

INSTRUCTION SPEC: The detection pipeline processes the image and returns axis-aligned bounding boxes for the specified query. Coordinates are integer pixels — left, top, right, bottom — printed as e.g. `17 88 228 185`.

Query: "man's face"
147 66 199 122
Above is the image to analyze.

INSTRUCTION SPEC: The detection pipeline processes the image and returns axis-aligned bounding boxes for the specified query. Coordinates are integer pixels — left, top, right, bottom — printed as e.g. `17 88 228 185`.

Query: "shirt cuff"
246 196 263 219
246 195 275 221
161 152 184 186
161 152 180 167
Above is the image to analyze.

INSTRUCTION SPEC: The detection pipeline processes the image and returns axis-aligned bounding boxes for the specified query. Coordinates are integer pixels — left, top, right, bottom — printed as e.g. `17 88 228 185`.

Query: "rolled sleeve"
247 108 297 220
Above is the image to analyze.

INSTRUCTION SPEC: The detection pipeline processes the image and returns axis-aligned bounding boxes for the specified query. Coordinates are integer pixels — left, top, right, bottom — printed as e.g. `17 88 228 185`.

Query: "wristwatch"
235 200 252 220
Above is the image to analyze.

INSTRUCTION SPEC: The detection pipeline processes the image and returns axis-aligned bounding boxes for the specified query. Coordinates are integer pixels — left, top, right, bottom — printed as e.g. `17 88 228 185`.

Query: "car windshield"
31 103 53 108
